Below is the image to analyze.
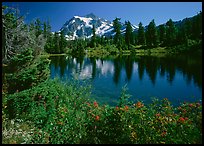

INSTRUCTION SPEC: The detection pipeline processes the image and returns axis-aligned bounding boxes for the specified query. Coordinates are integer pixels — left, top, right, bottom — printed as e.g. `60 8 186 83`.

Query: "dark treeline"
43 11 202 54
61 12 202 52
3 5 202 61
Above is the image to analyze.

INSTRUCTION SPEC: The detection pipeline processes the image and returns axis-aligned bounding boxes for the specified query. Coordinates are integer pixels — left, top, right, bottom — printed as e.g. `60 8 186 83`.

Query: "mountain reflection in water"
49 54 202 106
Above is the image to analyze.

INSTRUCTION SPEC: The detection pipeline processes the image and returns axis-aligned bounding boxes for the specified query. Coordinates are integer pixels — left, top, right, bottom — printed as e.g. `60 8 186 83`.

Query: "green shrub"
3 80 202 144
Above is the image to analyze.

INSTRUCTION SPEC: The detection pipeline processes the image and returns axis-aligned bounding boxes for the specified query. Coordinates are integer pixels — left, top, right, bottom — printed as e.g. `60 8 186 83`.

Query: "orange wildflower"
135 102 144 108
124 105 129 111
95 115 100 121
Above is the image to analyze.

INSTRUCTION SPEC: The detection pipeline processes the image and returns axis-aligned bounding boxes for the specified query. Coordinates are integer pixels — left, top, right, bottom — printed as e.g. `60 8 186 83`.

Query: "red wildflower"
189 104 193 107
178 117 185 123
161 131 167 137
115 106 119 110
95 115 100 121
124 105 129 111
156 113 160 117
184 117 188 120
94 101 98 108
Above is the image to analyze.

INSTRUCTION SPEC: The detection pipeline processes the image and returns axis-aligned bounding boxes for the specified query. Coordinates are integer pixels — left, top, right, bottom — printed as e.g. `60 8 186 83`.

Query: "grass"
41 45 180 58
40 53 67 57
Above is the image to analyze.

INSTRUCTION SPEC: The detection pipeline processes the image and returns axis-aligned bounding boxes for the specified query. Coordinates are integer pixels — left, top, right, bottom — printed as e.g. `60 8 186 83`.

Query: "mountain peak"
60 13 138 40
84 13 98 19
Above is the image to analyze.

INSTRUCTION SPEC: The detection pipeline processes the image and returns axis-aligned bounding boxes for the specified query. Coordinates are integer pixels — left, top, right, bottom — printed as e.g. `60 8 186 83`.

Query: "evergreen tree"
166 19 176 46
125 21 133 49
29 21 35 32
192 11 202 40
146 19 158 47
59 31 67 53
47 20 51 35
138 22 146 45
113 17 122 48
91 24 96 48
43 22 47 38
44 34 55 53
134 32 138 45
158 24 166 46
35 18 42 37
53 32 60 53
177 26 188 46
183 18 192 39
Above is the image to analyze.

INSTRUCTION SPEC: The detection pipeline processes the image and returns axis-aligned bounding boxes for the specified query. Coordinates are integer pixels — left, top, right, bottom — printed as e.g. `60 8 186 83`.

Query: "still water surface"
49 54 202 106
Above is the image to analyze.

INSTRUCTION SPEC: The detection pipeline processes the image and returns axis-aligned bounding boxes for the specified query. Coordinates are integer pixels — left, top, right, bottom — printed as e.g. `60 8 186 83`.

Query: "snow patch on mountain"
74 16 93 24
60 13 138 40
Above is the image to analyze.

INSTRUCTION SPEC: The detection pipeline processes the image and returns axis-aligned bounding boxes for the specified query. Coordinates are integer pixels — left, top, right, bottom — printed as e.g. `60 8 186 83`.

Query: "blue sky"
3 2 202 32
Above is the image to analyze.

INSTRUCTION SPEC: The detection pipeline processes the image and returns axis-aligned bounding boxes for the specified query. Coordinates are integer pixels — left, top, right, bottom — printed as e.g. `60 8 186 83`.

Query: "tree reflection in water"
49 54 202 105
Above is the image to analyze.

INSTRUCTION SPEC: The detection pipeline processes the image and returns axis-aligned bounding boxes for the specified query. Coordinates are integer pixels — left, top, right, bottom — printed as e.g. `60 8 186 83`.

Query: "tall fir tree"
146 19 158 47
138 22 146 45
53 32 60 53
35 18 42 37
59 31 67 53
113 17 122 48
166 19 176 46
43 20 51 39
91 24 96 48
125 21 133 49
158 24 166 46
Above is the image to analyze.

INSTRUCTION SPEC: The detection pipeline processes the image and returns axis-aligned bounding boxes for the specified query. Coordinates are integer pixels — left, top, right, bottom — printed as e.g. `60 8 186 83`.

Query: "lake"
49 54 202 107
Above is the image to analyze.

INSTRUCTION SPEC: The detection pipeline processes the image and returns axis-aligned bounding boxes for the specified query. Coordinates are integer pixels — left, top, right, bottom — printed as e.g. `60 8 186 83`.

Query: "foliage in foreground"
2 79 202 144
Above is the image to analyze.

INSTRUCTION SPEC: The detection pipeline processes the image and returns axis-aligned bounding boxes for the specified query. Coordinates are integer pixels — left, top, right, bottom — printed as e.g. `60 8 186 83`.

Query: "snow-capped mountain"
60 13 138 40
